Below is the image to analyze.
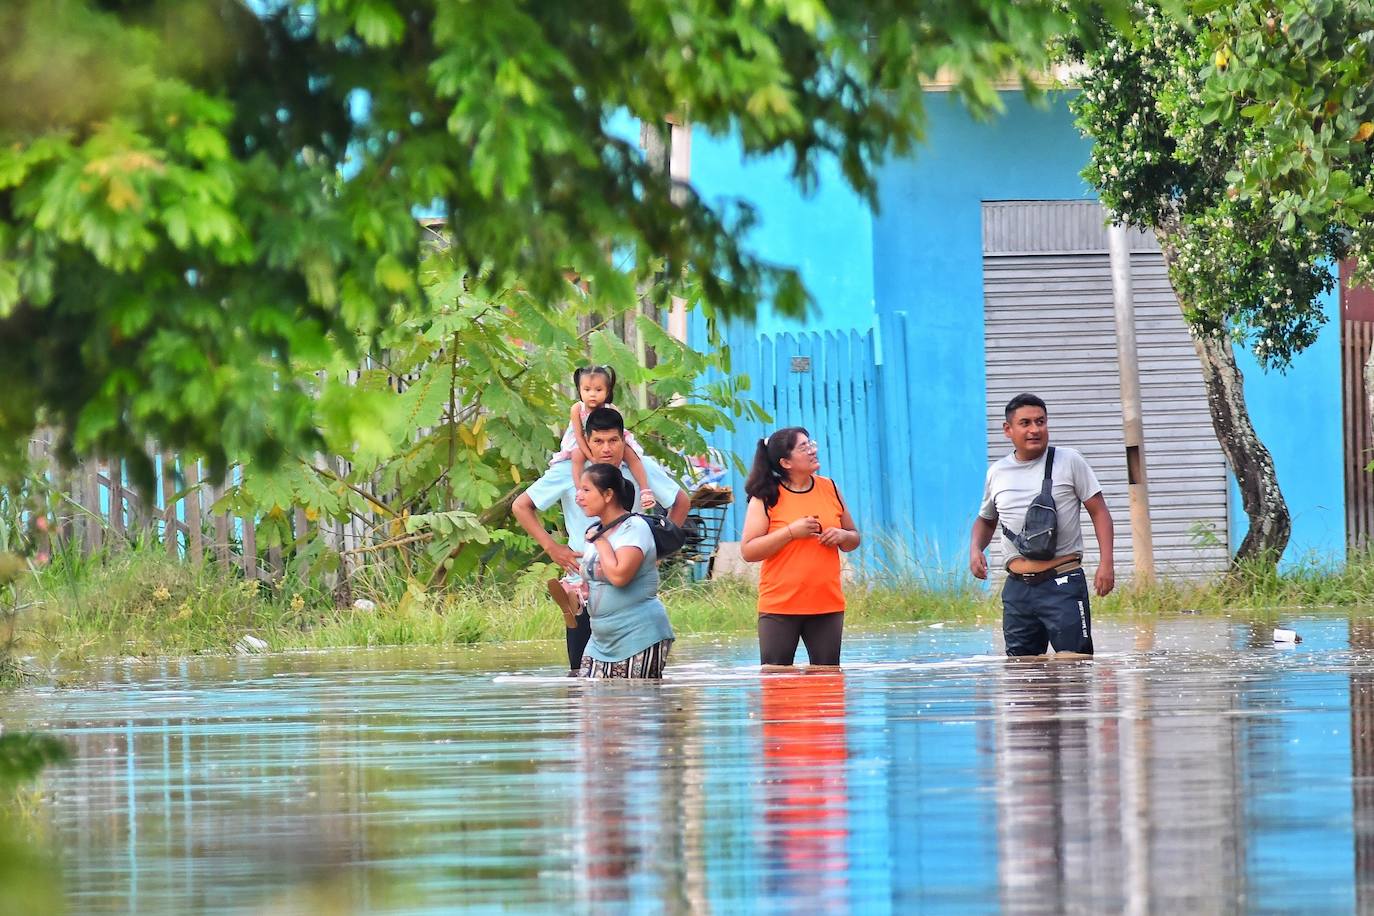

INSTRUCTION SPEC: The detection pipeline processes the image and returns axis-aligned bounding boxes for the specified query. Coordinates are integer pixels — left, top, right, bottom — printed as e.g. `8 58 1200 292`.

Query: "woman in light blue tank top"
574 463 674 678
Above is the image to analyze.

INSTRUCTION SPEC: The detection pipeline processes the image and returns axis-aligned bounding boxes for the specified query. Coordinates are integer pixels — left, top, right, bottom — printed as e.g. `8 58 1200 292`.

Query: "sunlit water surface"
7 615 1374 913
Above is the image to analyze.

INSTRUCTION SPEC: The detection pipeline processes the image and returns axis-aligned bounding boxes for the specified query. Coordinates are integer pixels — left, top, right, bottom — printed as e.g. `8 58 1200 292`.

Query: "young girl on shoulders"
552 365 655 509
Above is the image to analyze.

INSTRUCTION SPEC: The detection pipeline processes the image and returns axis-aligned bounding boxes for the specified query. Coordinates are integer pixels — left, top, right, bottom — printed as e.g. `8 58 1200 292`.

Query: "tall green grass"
14 541 1374 666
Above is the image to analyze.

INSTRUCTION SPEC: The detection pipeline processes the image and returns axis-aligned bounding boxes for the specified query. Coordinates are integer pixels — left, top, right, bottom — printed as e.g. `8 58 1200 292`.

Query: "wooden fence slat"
185 460 203 567
84 461 103 553
293 506 309 581
207 479 230 570
109 459 126 540
48 432 77 549
242 516 257 580
66 454 85 554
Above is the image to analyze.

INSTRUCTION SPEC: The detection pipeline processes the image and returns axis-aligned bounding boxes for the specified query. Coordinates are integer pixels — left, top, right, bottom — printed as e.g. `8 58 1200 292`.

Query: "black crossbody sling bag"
1001 446 1059 561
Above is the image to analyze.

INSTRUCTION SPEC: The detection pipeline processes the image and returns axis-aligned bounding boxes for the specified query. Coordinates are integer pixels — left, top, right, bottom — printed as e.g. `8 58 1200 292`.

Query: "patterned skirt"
580 638 673 679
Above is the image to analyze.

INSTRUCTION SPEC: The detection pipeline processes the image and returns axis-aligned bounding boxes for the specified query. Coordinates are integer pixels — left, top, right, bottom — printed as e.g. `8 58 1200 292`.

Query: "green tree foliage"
1068 3 1344 368
1064 2 1342 562
217 247 763 587
0 0 1128 481
1199 1 1374 269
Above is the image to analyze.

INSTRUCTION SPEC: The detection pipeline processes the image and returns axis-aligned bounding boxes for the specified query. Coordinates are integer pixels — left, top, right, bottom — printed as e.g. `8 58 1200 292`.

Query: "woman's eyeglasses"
793 440 820 454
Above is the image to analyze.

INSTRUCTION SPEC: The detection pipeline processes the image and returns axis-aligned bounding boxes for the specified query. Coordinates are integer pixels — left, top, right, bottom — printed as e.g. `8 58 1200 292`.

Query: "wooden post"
84 461 104 553
1108 224 1156 583
107 459 126 542
46 431 75 549
67 456 86 554
668 118 691 344
131 441 158 538
185 460 203 567
293 506 310 582
213 481 231 570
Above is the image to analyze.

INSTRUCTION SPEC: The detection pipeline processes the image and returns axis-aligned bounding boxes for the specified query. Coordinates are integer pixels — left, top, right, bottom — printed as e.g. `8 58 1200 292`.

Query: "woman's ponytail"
744 427 808 510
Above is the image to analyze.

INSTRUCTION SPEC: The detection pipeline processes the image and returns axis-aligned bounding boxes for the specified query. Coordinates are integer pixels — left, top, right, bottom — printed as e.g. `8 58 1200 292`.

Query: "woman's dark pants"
758 612 844 666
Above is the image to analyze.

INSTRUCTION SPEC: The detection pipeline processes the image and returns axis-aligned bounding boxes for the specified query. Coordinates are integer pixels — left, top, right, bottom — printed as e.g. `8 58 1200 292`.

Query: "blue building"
686 92 1347 578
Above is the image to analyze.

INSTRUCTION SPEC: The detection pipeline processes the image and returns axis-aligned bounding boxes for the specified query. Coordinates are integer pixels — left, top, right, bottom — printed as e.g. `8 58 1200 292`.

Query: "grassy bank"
12 544 991 664
11 544 1374 666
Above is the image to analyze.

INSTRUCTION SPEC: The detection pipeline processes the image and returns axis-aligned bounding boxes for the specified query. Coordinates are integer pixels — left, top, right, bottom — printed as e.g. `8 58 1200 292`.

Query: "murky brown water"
5 614 1373 913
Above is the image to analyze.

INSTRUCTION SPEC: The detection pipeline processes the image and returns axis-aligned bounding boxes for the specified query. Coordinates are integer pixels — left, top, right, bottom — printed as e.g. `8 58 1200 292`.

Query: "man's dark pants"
1002 568 1094 656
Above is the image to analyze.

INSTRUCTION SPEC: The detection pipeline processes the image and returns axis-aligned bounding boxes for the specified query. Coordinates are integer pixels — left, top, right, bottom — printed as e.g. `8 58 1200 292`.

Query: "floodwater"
6 615 1374 913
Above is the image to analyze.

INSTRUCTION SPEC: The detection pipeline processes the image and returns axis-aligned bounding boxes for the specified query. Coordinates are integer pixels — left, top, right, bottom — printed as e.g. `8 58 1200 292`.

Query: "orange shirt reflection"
761 669 849 896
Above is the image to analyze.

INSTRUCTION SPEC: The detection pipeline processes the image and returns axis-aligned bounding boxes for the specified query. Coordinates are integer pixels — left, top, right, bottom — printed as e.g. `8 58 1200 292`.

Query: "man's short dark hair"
1004 393 1047 421
584 406 625 436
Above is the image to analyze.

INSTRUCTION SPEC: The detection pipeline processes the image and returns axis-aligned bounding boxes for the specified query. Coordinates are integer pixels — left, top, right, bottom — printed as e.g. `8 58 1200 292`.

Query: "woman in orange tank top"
740 427 861 666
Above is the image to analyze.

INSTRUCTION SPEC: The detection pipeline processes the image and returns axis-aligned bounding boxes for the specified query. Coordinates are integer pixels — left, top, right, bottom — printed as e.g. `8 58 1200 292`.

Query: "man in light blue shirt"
512 407 688 672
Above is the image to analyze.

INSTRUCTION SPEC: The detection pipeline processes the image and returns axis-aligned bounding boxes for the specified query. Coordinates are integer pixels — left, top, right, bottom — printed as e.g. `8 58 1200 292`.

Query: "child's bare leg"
624 447 656 509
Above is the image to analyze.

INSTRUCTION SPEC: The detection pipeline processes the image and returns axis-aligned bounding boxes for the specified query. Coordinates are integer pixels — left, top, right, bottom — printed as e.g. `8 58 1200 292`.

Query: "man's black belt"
1006 559 1082 586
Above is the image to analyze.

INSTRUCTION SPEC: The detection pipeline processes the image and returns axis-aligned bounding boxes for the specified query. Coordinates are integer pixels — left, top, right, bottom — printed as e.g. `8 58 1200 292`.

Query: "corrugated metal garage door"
982 200 1230 580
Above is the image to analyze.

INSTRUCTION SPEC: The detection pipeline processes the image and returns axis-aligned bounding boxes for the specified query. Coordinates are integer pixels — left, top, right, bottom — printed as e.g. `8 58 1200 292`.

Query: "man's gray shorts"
1001 568 1093 656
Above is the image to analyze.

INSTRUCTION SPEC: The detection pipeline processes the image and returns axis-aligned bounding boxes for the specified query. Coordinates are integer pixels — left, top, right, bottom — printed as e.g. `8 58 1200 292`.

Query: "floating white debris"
1273 628 1301 644
352 598 377 612
233 634 270 655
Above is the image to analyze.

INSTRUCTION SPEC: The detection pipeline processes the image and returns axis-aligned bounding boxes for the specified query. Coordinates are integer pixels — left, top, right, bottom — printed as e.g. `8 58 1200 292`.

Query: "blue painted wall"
690 130 875 335
1228 286 1346 564
869 92 1096 563
685 91 1347 568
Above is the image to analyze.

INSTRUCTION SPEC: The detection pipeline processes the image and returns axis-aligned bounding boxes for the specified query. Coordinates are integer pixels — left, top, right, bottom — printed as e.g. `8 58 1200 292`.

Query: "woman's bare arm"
593 537 645 586
740 496 817 562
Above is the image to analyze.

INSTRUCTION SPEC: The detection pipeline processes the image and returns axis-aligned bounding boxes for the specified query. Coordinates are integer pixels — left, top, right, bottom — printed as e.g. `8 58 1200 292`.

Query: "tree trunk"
1188 330 1290 563
1156 220 1290 565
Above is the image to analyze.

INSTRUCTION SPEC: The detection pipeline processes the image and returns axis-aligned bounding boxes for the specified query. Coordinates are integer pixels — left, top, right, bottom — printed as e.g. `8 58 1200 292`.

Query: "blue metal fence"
704 324 886 545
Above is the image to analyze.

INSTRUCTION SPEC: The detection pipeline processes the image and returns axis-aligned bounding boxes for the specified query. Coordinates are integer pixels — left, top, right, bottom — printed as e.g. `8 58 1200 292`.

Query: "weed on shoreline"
10 543 1374 669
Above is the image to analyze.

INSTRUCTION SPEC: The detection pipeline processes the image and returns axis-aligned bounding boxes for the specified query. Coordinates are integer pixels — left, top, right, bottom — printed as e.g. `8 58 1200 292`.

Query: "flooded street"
5 614 1373 913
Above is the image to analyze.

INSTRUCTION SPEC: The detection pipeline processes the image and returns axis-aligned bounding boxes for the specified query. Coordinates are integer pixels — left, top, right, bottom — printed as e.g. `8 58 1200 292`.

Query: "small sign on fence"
790 356 811 373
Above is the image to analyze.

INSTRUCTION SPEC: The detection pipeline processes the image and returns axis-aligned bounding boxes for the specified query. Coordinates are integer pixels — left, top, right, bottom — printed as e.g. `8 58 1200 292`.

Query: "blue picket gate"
703 326 884 548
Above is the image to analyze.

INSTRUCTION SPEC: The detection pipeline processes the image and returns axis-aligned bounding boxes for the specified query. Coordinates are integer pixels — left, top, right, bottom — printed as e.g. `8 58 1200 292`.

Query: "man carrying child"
512 407 690 673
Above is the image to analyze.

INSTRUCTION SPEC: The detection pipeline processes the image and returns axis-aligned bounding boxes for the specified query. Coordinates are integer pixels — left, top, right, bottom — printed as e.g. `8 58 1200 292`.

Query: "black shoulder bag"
587 508 687 558
1001 446 1059 560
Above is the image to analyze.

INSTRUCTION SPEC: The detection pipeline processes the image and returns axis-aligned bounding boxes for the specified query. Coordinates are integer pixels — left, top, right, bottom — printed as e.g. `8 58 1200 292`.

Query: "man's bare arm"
969 515 997 580
511 492 580 573
667 489 690 526
1083 493 1114 596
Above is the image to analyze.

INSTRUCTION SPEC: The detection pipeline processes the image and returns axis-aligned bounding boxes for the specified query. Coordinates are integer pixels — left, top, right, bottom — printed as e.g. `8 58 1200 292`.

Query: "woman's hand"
787 516 821 540
817 527 853 548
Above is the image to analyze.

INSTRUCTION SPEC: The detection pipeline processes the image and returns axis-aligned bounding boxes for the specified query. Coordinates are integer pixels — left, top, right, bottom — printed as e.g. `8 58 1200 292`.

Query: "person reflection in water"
573 689 689 909
760 668 850 907
994 662 1110 911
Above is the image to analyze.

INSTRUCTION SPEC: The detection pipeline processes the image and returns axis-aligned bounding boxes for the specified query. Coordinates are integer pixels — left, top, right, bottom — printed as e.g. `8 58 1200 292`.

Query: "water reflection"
759 669 849 908
991 619 1254 913
7 619 1374 911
